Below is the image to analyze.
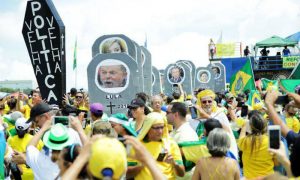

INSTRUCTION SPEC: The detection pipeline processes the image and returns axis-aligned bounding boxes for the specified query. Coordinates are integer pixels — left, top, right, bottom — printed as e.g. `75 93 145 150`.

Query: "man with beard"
7 117 43 180
194 89 239 159
98 65 127 88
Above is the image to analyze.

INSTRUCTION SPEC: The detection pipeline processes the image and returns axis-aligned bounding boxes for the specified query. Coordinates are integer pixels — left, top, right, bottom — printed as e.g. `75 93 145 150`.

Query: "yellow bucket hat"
88 137 127 179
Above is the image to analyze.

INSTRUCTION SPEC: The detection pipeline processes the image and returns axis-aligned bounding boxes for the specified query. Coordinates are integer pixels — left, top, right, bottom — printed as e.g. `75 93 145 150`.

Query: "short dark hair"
172 91 181 99
204 119 222 136
171 102 187 118
32 90 42 98
136 92 149 104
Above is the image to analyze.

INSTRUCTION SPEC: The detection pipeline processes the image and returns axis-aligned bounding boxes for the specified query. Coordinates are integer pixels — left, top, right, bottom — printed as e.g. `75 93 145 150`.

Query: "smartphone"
52 116 69 127
275 95 289 105
237 101 244 107
268 125 281 149
157 152 167 161
189 106 198 119
241 105 248 117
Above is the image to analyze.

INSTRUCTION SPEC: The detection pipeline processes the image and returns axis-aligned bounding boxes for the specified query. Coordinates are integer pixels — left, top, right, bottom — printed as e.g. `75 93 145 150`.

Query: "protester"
127 98 150 134
84 103 105 135
128 112 185 179
151 95 165 115
167 102 198 143
109 113 137 137
238 111 276 178
7 117 43 180
265 90 300 178
282 46 291 56
195 89 239 159
192 128 240 180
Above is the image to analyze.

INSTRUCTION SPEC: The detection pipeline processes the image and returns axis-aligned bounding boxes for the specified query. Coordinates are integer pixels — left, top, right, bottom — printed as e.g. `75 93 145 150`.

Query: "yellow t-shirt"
78 105 89 111
8 133 44 180
286 116 300 133
3 104 10 115
171 95 184 103
238 134 274 178
21 104 31 120
133 139 183 180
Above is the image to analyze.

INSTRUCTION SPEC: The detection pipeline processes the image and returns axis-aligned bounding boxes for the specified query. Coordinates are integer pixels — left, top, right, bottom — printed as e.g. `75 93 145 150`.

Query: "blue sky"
0 0 299 90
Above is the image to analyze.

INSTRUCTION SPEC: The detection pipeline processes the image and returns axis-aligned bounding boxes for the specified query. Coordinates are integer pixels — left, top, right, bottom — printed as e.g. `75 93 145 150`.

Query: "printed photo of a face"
198 70 210 83
100 38 128 54
211 66 221 79
167 65 184 84
95 60 130 93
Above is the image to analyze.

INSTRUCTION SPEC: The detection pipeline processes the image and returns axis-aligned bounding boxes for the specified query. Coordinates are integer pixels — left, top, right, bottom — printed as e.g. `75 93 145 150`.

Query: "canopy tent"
255 35 298 48
286 32 300 42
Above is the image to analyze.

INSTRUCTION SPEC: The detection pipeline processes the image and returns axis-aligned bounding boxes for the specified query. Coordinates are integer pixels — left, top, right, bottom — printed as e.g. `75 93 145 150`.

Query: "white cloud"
0 0 299 92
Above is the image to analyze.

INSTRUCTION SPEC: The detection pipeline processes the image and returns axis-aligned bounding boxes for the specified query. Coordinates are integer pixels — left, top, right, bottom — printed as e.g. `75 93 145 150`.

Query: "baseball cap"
92 121 116 137
3 111 23 125
15 117 31 131
42 123 73 150
88 137 127 179
127 98 145 109
90 103 104 116
27 103 51 123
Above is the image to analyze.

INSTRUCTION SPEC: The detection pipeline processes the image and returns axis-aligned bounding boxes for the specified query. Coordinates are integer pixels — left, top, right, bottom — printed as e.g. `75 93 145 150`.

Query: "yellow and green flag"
246 90 264 110
230 59 255 96
280 79 300 93
73 39 77 70
261 78 278 90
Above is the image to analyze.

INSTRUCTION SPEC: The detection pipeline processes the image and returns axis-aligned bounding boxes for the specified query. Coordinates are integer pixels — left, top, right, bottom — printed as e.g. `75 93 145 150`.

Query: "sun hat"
108 113 137 137
88 137 127 179
42 123 73 150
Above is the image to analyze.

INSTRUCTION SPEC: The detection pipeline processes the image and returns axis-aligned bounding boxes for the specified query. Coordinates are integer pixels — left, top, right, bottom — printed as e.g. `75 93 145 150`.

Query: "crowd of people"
0 82 299 180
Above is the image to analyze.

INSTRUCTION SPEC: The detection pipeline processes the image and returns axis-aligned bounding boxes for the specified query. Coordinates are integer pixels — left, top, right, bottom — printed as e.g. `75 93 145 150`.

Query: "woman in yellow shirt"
238 111 276 179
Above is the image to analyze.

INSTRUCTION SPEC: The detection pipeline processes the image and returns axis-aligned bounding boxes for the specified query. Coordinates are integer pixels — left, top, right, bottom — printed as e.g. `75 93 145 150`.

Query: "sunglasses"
76 96 83 99
151 126 164 130
201 100 212 104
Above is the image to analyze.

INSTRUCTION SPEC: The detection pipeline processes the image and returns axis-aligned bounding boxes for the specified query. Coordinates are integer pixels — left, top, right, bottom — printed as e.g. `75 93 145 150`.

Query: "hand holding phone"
52 116 70 127
275 95 289 105
268 125 281 149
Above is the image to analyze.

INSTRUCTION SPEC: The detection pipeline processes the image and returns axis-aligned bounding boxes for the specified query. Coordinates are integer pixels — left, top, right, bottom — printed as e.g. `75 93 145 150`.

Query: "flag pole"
73 38 77 88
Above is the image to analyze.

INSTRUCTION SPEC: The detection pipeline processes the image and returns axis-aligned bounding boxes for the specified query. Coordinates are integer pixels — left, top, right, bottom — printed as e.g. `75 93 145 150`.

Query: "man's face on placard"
171 68 180 79
98 65 127 88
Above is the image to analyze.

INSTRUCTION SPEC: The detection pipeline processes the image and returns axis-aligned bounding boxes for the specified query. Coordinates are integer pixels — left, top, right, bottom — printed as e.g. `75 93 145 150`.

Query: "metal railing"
251 56 292 70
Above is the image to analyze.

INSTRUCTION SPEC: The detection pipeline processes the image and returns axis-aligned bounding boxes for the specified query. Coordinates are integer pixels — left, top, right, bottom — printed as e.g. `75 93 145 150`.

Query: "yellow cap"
88 137 127 179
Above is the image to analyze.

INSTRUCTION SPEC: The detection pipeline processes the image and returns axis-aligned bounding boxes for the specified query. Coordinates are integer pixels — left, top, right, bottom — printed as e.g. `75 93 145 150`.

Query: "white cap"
15 117 31 130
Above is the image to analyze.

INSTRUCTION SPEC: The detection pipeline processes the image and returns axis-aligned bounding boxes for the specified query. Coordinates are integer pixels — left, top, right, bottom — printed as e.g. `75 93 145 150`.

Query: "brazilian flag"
230 59 255 96
280 79 300 93
261 78 278 90
246 90 263 108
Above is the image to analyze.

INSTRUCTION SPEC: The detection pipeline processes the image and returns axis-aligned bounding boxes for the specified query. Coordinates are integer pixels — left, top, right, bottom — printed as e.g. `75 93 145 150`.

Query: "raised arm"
264 90 290 137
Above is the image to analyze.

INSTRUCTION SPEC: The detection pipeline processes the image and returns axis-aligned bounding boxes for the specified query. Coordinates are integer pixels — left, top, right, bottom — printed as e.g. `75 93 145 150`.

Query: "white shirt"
26 128 82 180
26 145 60 180
211 110 239 159
170 122 199 143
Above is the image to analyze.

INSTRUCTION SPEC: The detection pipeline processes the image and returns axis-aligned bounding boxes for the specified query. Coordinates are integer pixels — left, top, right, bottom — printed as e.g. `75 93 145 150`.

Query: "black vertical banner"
22 0 66 106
